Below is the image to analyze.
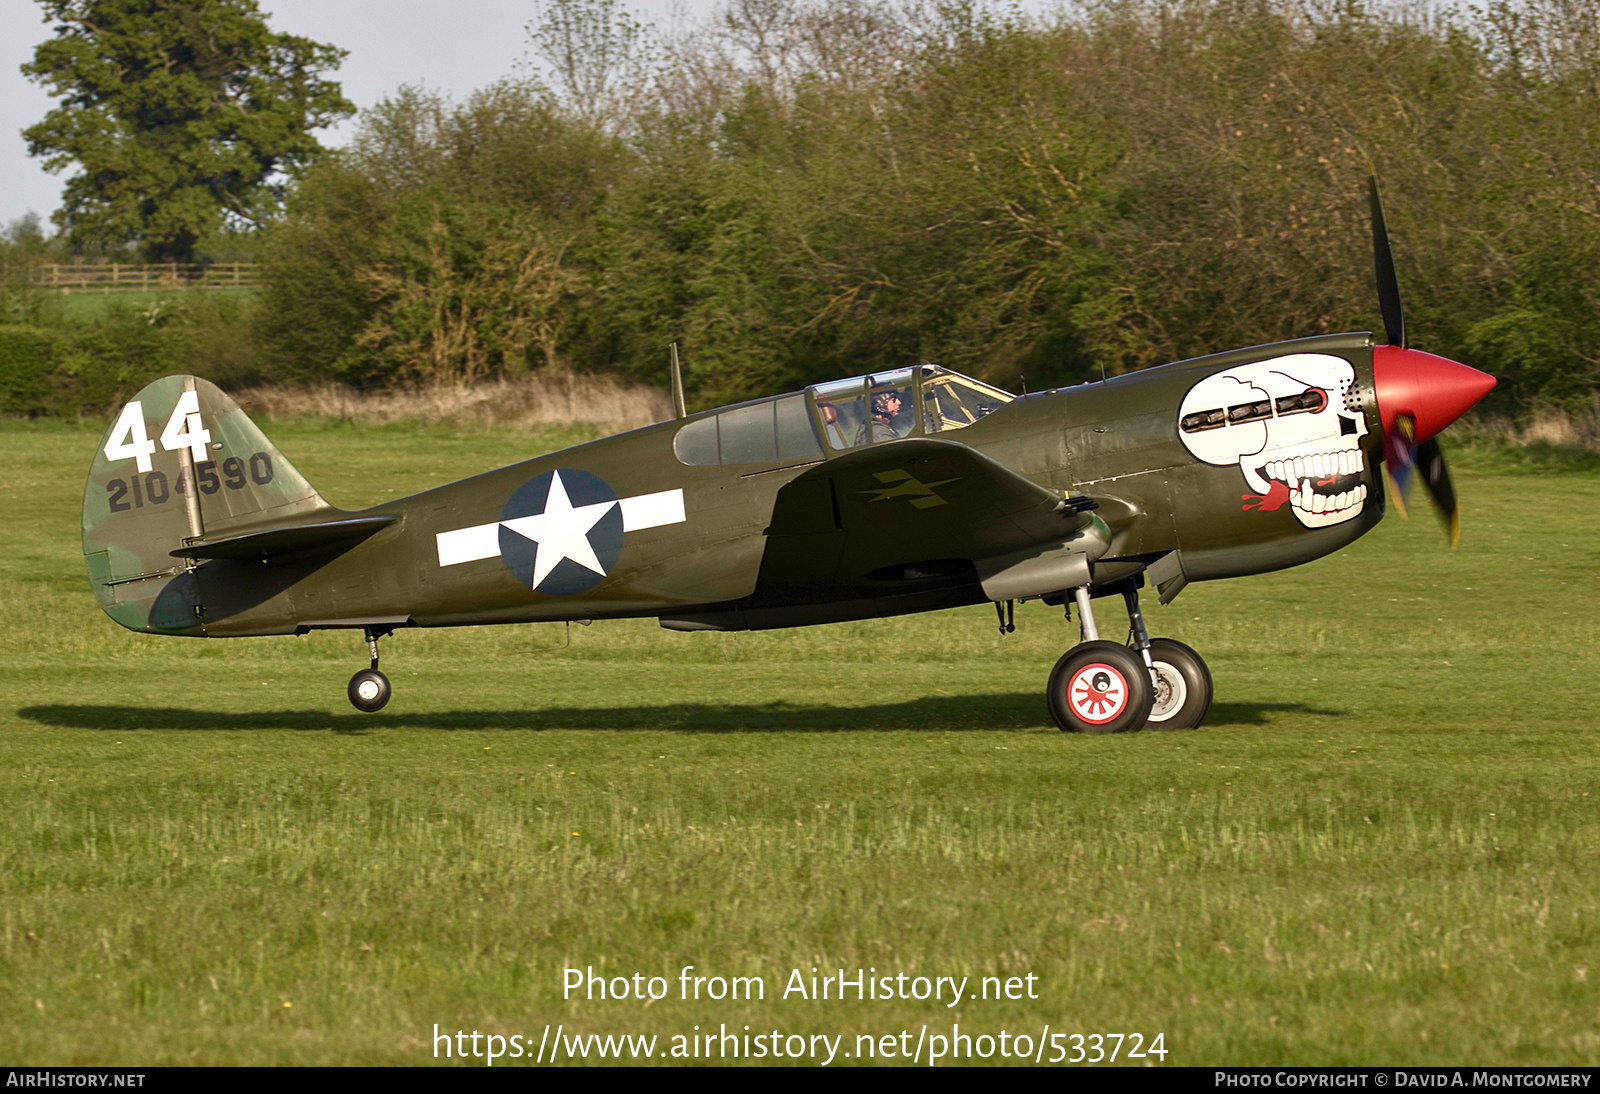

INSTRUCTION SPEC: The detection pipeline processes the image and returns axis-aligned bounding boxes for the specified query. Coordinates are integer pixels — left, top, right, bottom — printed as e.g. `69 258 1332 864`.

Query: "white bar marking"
619 489 685 531
434 488 687 567
435 523 502 567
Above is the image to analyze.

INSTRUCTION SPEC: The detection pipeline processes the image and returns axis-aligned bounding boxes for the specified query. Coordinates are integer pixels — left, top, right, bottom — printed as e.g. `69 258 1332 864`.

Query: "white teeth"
1272 447 1373 517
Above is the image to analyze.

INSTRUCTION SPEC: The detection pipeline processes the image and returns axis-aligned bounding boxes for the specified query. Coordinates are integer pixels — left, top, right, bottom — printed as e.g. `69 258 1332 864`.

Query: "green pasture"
44 288 256 324
1 418 1597 1065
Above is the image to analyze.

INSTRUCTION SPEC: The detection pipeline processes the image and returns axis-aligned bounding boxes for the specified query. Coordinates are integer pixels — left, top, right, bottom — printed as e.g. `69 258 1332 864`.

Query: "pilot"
857 390 904 444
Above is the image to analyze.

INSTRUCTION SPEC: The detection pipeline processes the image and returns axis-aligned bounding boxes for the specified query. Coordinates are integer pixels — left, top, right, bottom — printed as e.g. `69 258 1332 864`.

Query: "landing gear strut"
1047 586 1153 733
347 626 393 713
1045 583 1212 733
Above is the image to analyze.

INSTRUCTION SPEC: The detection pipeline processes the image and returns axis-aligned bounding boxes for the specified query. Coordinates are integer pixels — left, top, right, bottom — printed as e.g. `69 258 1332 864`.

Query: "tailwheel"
1047 641 1154 734
1144 638 1213 731
348 625 394 713
348 669 392 713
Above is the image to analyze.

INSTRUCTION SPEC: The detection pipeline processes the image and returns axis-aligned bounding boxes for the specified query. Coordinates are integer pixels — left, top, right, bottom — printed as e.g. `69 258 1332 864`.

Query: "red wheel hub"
1067 663 1129 725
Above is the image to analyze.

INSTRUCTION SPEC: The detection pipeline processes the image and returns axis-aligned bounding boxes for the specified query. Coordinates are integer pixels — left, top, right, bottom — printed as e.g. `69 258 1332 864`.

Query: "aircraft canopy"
810 365 1013 450
672 365 1013 467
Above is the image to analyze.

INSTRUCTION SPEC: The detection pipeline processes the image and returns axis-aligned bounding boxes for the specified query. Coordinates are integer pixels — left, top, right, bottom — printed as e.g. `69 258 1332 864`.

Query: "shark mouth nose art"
1245 447 1368 520
1176 352 1373 529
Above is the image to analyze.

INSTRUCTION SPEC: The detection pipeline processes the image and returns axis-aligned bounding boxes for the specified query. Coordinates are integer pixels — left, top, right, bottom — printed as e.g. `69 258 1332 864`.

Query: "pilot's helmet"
871 391 902 418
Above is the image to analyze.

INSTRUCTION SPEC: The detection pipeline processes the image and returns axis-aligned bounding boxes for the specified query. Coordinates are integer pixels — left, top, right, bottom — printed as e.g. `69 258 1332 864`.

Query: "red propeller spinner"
1370 345 1497 444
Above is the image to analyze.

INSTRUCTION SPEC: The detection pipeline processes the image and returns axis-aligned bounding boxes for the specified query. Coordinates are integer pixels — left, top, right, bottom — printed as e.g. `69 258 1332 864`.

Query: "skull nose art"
1371 345 1497 444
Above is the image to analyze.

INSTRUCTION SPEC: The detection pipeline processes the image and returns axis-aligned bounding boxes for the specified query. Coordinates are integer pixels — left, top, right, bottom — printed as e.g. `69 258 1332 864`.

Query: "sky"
0 0 710 230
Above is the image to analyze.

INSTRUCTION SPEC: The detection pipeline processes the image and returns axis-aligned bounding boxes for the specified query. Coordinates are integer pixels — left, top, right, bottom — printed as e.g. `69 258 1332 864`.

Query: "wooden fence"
34 263 258 293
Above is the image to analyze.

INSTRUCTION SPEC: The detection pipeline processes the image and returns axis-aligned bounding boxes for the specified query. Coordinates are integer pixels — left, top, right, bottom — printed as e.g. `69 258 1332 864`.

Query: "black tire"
1144 638 1212 730
348 668 392 713
1047 641 1154 733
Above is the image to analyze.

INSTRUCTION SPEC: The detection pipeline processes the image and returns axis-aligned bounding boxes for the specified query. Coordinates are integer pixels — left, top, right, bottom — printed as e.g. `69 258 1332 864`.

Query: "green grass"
2 418 1598 1065
45 288 257 324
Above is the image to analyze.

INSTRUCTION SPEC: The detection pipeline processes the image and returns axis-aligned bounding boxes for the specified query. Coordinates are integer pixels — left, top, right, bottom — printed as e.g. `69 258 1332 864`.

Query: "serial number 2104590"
106 453 274 513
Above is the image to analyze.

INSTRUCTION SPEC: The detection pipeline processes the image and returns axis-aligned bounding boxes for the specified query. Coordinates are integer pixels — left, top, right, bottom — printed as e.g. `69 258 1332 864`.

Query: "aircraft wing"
762 437 1101 590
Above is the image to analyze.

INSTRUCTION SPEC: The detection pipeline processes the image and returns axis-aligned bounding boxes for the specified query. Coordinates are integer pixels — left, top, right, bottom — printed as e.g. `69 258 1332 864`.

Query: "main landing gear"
1045 584 1213 733
347 626 393 713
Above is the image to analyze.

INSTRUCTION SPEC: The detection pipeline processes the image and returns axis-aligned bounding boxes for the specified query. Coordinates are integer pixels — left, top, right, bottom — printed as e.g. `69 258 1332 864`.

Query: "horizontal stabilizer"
171 516 397 560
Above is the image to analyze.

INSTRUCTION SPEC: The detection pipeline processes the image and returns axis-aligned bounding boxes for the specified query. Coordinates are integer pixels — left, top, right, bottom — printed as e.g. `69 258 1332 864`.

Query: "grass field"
2 417 1598 1066
46 288 257 324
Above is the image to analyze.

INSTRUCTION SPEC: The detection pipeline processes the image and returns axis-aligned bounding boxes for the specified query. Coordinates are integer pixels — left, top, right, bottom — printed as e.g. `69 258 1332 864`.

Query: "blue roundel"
497 469 624 595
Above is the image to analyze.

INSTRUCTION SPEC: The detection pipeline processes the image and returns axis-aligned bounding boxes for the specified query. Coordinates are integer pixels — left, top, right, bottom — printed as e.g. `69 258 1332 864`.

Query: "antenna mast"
669 342 687 419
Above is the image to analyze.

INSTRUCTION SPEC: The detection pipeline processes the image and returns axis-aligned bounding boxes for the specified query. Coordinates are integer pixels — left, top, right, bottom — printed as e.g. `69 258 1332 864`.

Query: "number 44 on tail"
103 391 211 472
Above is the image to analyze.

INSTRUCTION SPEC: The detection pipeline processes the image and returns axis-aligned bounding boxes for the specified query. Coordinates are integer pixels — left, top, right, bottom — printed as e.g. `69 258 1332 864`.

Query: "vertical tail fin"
82 375 332 633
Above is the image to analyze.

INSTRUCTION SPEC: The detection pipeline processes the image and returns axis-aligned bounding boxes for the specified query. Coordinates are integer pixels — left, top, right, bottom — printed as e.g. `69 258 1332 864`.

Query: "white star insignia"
498 471 615 589
433 475 687 593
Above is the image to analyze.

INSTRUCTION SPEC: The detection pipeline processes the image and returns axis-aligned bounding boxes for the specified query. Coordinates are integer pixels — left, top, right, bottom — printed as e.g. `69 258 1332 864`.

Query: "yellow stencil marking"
860 469 959 509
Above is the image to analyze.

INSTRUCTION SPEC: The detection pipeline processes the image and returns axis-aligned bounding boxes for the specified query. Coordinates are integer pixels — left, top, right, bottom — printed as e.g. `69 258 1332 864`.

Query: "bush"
0 327 56 415
256 83 625 388
0 292 261 418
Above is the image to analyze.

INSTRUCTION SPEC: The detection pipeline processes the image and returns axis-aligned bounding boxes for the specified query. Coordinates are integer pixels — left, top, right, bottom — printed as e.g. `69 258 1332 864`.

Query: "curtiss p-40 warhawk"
82 182 1496 731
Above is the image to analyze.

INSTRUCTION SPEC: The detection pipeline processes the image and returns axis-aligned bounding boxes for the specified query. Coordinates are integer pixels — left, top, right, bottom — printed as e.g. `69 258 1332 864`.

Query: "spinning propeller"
1366 177 1496 545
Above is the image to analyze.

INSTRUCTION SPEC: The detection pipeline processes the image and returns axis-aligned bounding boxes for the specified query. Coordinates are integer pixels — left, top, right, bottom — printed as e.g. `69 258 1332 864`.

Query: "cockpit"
810 365 1014 450
672 365 1014 467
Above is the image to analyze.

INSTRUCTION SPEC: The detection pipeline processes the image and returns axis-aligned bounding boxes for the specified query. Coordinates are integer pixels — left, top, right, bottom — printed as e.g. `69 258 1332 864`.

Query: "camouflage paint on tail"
83 375 333 635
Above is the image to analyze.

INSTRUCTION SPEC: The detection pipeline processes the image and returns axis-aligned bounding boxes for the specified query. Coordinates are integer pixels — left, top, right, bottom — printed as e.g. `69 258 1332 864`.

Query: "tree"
22 0 354 262
527 0 654 133
256 83 625 386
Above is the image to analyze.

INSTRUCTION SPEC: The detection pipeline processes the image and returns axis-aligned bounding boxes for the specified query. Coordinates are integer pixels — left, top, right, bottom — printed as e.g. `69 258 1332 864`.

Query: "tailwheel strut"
347 625 394 713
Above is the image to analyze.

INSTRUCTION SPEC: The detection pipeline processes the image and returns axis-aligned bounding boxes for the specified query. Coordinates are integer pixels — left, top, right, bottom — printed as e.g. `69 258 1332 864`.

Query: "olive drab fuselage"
82 332 1388 641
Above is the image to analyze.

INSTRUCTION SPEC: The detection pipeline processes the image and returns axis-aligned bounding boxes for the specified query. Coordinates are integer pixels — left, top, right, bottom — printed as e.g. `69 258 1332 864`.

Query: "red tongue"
1371 345 1497 443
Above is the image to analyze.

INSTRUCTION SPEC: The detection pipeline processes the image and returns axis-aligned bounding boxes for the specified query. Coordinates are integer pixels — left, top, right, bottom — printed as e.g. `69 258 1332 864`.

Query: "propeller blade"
1380 414 1462 545
1382 413 1416 520
1369 176 1406 348
1416 437 1461 547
